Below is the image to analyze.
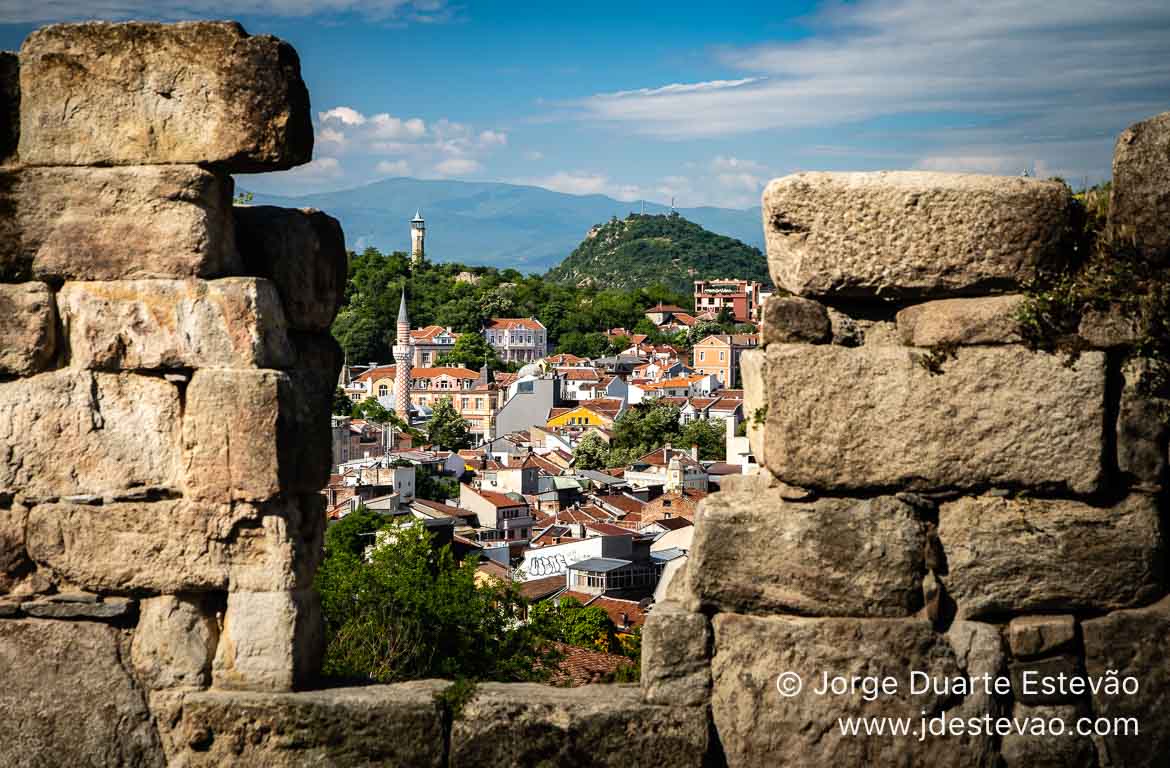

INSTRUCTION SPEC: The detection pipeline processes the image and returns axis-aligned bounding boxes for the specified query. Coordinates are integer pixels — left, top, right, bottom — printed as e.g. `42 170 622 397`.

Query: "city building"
691 333 759 388
545 399 625 431
484 317 547 362
459 484 535 545
409 325 459 366
693 279 764 323
623 445 708 492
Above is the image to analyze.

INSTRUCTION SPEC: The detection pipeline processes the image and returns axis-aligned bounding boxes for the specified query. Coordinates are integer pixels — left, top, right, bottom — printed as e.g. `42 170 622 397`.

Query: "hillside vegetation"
546 213 770 292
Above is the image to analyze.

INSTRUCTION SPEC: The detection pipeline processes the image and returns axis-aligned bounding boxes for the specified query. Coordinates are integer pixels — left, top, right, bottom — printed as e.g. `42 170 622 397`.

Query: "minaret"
393 289 412 419
410 210 425 267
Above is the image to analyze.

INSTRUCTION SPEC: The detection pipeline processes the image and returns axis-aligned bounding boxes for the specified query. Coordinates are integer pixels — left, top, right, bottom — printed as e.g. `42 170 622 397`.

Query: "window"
378 384 388 396
461 398 469 409
699 351 705 361
719 351 726 361
476 398 483 409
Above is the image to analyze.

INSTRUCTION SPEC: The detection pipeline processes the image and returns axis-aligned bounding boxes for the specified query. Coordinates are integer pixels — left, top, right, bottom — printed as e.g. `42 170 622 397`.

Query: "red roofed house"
459 483 535 545
483 317 547 363
408 325 460 367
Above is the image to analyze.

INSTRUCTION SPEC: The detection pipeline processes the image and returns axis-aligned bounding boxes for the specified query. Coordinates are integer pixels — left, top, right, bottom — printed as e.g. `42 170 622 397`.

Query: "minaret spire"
393 287 412 420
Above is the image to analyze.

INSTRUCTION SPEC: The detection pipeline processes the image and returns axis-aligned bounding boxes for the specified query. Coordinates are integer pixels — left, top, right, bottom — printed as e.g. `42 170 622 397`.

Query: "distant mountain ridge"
242 177 763 274
546 213 770 293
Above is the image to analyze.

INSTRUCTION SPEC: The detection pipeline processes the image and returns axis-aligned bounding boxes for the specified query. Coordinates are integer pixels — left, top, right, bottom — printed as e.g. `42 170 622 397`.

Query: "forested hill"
545 213 770 292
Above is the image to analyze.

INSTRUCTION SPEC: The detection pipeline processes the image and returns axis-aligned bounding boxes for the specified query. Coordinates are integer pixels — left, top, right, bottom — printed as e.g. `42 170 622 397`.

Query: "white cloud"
318 107 367 126
0 0 453 23
313 106 507 181
433 157 483 176
524 150 545 161
574 0 1170 180
518 171 612 196
375 159 411 176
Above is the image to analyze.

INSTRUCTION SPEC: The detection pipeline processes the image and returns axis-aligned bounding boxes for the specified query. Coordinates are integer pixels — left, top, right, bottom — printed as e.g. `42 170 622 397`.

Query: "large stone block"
155 682 446 768
1109 110 1170 264
760 294 830 344
0 496 30 591
18 21 311 172
449 682 708 768
939 494 1163 619
1082 595 1170 768
1117 357 1168 491
0 370 181 499
711 613 1003 767
24 496 319 593
59 278 293 371
235 206 348 331
183 369 328 502
132 595 219 691
0 51 16 163
763 171 1072 299
0 165 238 281
1007 615 1077 659
691 475 925 616
1000 703 1097 768
0 619 163 767
212 589 322 692
640 601 710 706
895 295 1024 347
751 344 1105 494
0 282 55 375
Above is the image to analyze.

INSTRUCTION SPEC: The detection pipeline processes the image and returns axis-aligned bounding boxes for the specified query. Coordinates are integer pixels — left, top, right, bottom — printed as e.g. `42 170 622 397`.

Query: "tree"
688 320 725 344
427 397 472 450
315 519 552 682
528 597 621 655
352 397 423 441
438 332 502 372
610 400 683 457
572 432 609 470
416 467 459 502
681 418 726 461
332 387 354 416
325 504 389 559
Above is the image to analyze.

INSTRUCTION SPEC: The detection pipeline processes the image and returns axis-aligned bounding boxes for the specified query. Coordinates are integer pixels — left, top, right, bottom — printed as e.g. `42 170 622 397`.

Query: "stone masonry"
640 151 1170 767
3 19 1168 768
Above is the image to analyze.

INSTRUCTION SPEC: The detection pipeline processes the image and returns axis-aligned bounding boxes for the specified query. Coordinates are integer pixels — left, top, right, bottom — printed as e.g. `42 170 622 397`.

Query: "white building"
484 318 547 363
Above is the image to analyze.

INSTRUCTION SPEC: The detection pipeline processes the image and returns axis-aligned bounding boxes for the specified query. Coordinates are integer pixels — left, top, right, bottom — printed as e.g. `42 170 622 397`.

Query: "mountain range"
242 177 763 274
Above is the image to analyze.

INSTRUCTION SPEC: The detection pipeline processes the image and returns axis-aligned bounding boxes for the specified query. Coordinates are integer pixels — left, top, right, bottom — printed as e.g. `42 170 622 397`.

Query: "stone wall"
2 19 1167 768
643 143 1170 766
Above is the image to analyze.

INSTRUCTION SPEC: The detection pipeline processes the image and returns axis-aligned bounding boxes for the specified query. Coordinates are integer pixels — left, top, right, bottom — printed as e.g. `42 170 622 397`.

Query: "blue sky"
2 0 1169 208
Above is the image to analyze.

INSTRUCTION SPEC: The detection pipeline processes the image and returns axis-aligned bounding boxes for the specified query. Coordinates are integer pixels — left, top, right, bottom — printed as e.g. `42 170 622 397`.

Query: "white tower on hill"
410 210 425 266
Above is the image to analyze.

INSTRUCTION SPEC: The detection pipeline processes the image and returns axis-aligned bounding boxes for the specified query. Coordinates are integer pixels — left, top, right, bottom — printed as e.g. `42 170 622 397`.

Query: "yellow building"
545 399 624 430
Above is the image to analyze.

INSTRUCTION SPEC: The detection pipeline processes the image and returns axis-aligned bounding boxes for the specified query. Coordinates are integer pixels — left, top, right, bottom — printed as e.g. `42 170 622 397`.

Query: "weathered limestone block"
939 495 1163 619
0 370 180 498
155 682 446 768
1109 110 1170 264
1007 615 1077 659
183 369 328 502
711 613 1003 767
0 165 238 282
0 497 30 591
0 51 15 163
760 294 830 344
0 619 163 767
0 283 55 375
132 595 219 691
1083 595 1170 768
20 593 133 619
1008 654 1084 705
896 295 1025 347
1117 357 1168 491
1079 302 1142 348
1001 703 1098 768
691 475 925 616
287 332 344 490
235 206 348 331
59 278 293 371
19 21 311 171
751 344 1105 494
763 171 1072 298
24 496 317 593
641 601 710 706
449 683 708 768
212 589 322 692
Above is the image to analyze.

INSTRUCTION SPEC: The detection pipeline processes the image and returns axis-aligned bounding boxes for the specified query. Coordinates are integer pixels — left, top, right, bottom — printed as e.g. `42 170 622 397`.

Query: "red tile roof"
411 366 479 379
585 522 633 538
486 317 545 331
543 642 635 687
561 592 647 631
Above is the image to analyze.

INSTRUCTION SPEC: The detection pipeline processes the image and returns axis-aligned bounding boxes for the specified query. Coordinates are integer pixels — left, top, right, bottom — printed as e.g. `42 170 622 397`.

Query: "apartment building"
483 317 547 362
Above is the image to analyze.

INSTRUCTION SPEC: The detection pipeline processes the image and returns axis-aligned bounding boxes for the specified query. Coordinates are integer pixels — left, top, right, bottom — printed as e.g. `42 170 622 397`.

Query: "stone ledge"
450 682 709 767
156 682 447 768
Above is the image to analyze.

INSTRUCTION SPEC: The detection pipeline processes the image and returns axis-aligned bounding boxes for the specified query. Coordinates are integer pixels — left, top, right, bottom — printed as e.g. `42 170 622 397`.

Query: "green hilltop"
545 212 770 293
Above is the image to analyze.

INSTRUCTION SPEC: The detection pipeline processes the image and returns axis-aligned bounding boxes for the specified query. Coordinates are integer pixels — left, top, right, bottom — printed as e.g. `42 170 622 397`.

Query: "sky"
2 0 1168 209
